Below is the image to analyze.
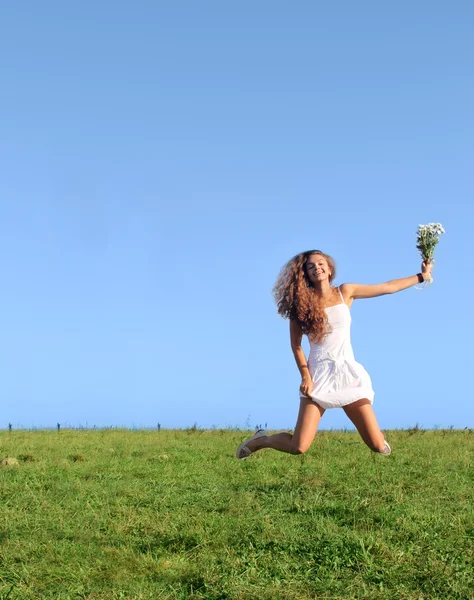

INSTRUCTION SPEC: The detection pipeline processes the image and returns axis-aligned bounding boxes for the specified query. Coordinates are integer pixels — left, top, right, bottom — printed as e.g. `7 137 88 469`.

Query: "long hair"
272 250 337 344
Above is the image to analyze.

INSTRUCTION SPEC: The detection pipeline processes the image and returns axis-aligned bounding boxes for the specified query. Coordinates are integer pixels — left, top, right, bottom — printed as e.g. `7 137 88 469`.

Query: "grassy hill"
0 428 472 599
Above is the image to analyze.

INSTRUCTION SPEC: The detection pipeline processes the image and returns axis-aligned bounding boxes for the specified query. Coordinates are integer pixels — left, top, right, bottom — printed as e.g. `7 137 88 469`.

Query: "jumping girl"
236 250 432 459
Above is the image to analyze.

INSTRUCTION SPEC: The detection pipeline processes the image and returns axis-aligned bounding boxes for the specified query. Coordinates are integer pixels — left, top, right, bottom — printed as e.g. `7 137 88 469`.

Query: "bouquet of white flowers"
416 222 445 285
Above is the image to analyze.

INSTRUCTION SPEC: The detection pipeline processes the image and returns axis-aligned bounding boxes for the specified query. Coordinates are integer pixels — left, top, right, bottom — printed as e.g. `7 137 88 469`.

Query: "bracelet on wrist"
417 273 424 283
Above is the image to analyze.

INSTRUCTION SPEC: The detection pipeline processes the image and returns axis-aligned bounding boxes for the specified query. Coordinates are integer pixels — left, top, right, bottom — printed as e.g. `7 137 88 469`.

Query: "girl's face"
306 254 331 285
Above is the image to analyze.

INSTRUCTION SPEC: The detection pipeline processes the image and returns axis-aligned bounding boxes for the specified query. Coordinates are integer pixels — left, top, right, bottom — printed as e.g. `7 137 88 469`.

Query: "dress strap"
337 286 345 305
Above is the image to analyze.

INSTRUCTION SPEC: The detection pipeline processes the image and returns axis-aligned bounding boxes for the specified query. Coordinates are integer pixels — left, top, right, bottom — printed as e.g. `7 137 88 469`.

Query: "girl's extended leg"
245 398 325 455
343 398 387 452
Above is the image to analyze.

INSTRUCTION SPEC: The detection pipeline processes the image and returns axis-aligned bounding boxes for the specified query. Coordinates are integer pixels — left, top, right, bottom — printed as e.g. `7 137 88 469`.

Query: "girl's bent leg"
343 398 387 452
246 398 325 455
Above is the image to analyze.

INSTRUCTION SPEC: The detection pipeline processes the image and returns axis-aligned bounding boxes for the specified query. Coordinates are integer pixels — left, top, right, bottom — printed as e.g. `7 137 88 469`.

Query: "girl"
236 250 432 459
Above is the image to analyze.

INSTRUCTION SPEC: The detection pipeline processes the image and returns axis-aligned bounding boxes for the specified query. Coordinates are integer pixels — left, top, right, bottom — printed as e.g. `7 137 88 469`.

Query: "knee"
290 442 310 455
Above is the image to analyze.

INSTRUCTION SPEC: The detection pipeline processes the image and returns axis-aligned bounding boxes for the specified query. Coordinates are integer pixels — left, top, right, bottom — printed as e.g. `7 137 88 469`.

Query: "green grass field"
0 429 473 599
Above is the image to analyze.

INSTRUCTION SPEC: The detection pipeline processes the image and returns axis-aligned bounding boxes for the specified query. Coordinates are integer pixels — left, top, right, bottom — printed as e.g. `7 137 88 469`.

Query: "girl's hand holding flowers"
421 259 433 282
416 223 445 286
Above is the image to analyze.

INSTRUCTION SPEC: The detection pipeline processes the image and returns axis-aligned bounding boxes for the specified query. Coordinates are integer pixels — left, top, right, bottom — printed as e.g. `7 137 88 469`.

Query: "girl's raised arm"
341 261 432 300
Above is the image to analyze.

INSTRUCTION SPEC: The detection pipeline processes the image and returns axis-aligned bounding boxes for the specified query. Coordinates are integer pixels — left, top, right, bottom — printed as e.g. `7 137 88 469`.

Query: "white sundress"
300 287 375 409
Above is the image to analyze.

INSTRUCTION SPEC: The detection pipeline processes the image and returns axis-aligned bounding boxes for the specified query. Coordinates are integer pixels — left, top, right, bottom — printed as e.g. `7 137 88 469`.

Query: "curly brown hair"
272 250 337 344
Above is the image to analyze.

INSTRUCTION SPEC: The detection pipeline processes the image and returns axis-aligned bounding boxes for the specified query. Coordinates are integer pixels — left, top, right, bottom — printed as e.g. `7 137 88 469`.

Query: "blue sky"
0 2 472 430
